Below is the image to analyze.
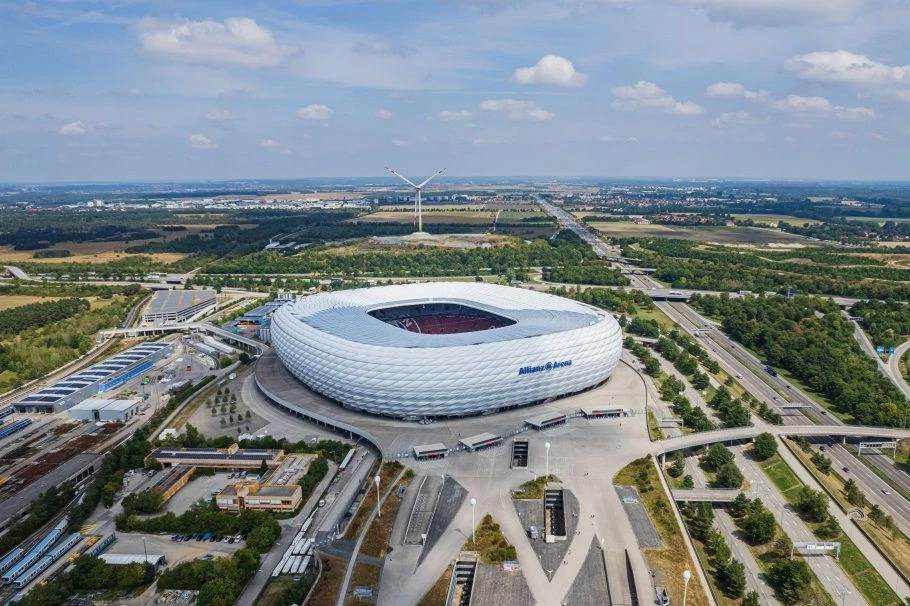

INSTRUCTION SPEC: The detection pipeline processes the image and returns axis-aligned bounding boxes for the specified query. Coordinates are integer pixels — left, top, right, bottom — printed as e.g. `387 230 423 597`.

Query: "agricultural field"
0 295 61 311
0 242 187 265
731 214 822 226
588 222 810 245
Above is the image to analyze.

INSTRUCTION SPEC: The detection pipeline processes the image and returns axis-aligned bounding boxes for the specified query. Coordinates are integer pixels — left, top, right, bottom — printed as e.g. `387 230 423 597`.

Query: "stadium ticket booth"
412 443 449 461
581 407 631 419
524 412 568 430
460 432 503 452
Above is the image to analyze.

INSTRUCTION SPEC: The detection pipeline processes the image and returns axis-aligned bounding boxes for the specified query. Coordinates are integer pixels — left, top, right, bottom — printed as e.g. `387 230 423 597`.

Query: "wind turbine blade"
417 168 446 189
386 167 418 189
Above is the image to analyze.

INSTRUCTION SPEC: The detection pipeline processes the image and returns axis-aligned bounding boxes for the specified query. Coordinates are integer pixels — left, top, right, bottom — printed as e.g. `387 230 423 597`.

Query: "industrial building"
67 398 141 423
215 480 302 513
150 443 283 469
143 289 216 324
13 342 173 413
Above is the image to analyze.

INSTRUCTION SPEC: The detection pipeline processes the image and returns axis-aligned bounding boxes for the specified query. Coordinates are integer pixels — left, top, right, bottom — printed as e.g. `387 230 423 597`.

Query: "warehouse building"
13 342 173 413
68 398 141 423
143 289 216 324
150 443 283 469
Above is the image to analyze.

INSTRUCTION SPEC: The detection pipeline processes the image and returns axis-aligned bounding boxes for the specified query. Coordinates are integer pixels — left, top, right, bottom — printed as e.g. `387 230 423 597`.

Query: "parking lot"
109 531 243 568
162 472 234 514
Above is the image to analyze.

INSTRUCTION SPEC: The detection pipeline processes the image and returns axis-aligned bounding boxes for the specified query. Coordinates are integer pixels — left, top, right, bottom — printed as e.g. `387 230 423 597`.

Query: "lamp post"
142 537 148 565
374 474 381 518
682 569 692 606
470 497 477 544
545 442 551 480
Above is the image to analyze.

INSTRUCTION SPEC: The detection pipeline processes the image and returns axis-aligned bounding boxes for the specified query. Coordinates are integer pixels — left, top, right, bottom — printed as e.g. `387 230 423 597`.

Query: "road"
684 458 780 604
535 197 910 556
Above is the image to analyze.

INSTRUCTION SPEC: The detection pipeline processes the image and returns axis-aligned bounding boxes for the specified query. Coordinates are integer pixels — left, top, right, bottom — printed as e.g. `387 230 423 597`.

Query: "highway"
535 196 910 539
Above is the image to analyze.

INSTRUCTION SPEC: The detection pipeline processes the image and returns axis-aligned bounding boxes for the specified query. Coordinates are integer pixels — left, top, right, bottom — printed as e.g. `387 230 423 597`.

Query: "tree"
742 590 760 606
704 444 734 472
842 478 865 507
239 352 251 364
715 463 744 489
259 460 268 477
773 533 793 559
741 508 776 544
682 474 694 488
688 502 714 541
717 558 746 598
245 410 251 420
220 419 226 428
691 371 710 390
669 452 685 478
752 432 778 460
795 487 828 523
644 357 661 376
731 492 751 518
767 559 812 604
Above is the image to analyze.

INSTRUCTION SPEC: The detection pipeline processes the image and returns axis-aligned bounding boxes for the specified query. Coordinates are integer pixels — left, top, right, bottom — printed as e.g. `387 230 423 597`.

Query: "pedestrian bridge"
103 322 263 354
653 424 910 458
671 489 741 503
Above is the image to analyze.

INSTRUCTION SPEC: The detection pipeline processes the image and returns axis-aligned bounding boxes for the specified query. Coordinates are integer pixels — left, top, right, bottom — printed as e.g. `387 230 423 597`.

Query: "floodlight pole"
374 474 381 518
682 569 692 606
545 442 551 480
470 497 477 544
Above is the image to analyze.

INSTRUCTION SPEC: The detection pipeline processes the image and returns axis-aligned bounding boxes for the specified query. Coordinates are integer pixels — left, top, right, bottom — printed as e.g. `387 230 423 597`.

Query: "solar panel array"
13 342 170 410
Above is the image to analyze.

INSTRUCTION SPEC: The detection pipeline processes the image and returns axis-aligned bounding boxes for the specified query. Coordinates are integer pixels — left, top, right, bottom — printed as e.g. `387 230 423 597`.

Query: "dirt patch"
0 243 186 265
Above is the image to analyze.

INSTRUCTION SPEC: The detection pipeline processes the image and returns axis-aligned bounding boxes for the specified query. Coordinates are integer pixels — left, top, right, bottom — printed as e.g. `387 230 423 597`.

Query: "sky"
1 0 909 182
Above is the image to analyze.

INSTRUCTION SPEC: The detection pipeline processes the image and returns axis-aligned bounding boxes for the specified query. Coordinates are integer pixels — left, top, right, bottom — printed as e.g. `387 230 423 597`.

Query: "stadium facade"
271 282 622 418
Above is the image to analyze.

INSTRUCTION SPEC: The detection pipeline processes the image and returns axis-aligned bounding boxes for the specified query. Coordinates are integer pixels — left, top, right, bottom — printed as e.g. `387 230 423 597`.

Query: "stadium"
270 282 622 418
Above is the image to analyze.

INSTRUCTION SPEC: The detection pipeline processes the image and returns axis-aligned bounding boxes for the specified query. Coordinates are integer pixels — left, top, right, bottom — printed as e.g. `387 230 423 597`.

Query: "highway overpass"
653 424 910 460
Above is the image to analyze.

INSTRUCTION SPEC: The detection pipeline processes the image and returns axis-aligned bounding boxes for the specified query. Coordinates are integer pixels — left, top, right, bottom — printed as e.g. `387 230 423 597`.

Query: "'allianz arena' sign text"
518 359 572 376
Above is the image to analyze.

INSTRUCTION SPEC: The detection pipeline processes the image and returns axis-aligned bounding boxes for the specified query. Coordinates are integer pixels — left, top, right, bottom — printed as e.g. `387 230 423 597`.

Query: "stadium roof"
284 282 606 348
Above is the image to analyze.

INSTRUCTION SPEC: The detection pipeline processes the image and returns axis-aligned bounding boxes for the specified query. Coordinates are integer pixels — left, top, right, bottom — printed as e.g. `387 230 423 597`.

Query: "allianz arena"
270 282 622 418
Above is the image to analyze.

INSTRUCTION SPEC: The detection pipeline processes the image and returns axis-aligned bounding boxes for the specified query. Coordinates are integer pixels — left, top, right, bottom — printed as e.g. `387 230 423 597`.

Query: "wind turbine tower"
386 167 446 233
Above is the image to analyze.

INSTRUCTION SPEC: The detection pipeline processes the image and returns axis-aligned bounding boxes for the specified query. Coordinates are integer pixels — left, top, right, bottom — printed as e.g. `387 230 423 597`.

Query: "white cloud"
59 121 86 136
438 110 473 121
771 94 832 113
784 50 910 88
260 138 279 148
375 109 393 119
611 81 704 116
682 0 859 27
598 135 639 143
706 82 768 101
136 17 293 68
203 110 232 122
296 104 333 121
479 99 553 121
711 111 752 127
835 106 876 121
189 133 216 149
391 138 411 147
472 138 485 145
513 54 587 87
771 94 875 121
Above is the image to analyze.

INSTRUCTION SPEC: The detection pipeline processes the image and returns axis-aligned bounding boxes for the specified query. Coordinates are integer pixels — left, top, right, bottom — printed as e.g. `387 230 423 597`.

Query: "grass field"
731 214 822 226
418 563 453 606
345 461 404 540
307 554 346 605
0 295 61 311
353 210 494 224
360 470 414 558
344 562 381 605
463 514 517 564
614 456 710 606
587 222 810 245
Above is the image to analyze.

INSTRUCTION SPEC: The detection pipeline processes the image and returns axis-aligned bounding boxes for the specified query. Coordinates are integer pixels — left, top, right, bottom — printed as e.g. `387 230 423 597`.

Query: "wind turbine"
386 167 445 233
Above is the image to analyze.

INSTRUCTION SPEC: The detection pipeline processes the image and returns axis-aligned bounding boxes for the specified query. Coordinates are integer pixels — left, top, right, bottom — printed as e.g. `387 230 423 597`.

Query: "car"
735 373 743 379
821 411 828 415
222 536 231 543
883 489 891 495
843 467 849 472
